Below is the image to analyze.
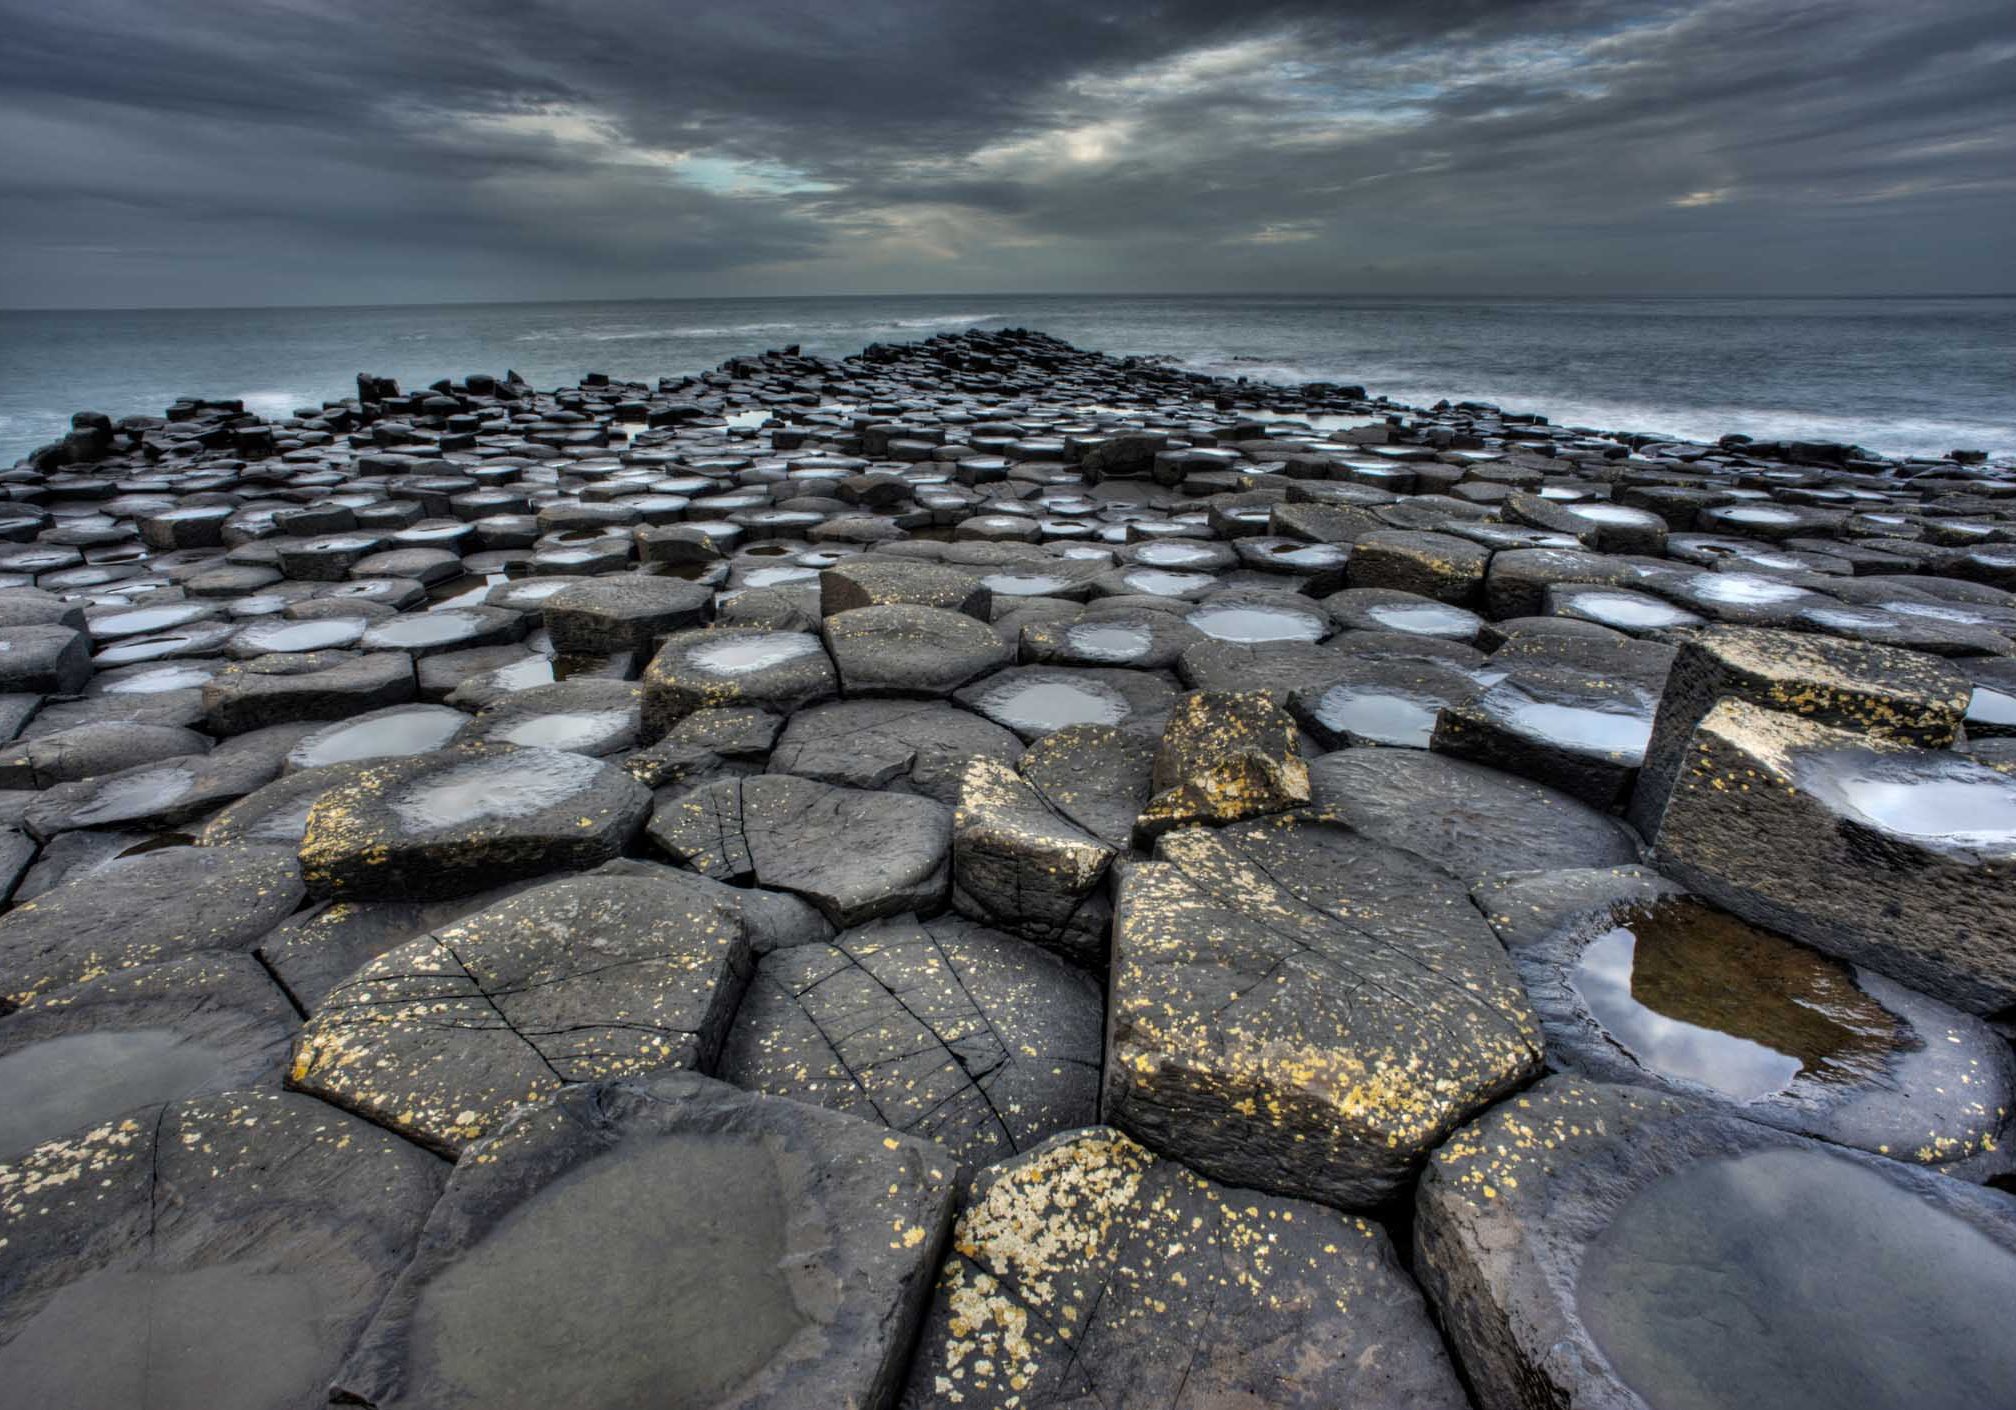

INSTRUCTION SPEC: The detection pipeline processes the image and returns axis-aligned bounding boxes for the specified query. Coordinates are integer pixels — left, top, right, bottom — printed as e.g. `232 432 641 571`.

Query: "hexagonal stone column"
719 913 1101 1166
288 874 751 1155
1106 812 1542 1207
1134 689 1309 842
1647 696 2016 1013
1415 1076 2016 1410
903 1128 1469 1409
332 1072 958 1410
1629 625 1969 835
0 1090 443 1409
298 743 650 901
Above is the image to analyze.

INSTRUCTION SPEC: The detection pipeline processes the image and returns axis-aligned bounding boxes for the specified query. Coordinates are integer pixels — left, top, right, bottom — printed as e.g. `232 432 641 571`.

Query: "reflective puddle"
1572 899 1900 1101
1578 1146 2016 1410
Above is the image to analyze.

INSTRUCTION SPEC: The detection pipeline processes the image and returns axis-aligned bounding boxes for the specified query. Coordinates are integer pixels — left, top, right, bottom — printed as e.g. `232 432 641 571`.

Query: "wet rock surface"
5 328 2016 1404
1107 812 1543 1206
0 1089 444 1410
1415 1076 2016 1410
720 913 1100 1166
903 1128 1468 1409
334 1071 957 1410
289 874 751 1155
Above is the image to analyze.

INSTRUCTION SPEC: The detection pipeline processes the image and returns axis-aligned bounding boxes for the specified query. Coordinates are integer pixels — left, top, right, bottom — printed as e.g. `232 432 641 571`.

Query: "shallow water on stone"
1064 622 1153 663
1504 699 1653 757
974 676 1129 734
1833 772 2016 846
1366 603 1478 637
428 573 509 611
1310 689 1439 747
68 764 197 826
365 611 490 648
981 573 1074 596
1134 542 1219 568
1566 592 1701 630
1568 503 1660 526
739 565 818 589
390 750 604 831
1119 568 1215 596
1187 604 1328 643
92 632 203 665
401 1132 807 1409
0 1028 243 1163
1692 573 1807 606
1571 900 1900 1101
690 634 822 674
233 617 368 654
1577 1147 2016 1410
492 708 634 751
1719 505 1803 524
1965 686 2016 728
0 1262 337 1410
99 662 216 694
91 603 213 637
292 707 466 769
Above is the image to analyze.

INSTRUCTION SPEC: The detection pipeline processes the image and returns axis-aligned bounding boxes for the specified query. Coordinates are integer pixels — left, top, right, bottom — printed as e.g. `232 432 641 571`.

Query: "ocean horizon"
4 291 2013 465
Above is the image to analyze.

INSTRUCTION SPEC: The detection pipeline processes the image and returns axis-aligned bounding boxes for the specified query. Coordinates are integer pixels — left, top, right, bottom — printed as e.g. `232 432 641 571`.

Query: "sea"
2 293 2011 465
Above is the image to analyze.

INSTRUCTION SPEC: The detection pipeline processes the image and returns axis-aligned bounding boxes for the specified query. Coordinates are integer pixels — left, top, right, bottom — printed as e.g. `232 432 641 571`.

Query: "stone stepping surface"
332 1072 957 1410
1 326 2014 1405
903 1127 1469 1409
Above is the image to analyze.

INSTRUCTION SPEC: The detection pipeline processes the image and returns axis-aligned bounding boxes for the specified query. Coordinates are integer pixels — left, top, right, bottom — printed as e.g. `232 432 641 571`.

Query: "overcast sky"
1 0 2011 308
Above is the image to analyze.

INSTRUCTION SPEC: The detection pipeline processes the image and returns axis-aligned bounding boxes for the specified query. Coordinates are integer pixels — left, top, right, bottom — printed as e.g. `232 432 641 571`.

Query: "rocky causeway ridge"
0 326 2013 1408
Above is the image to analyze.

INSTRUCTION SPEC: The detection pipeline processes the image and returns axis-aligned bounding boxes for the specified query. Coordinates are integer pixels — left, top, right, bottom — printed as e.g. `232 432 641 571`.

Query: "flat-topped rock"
332 1072 957 1410
1648 696 2016 1012
299 743 650 901
1480 872 2015 1180
0 1089 444 1410
1108 811 1543 1206
1310 746 1641 880
0 843 304 1012
720 913 1100 1166
0 953 295 1164
289 874 751 1155
1415 1076 2016 1410
768 697 1021 802
903 1127 1469 1410
648 772 950 926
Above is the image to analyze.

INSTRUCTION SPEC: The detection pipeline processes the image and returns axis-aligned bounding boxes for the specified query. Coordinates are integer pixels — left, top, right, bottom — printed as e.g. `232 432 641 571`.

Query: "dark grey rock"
332 1072 957 1410
0 1089 444 1410
904 1127 1469 1410
1107 812 1543 1206
720 912 1101 1166
649 773 950 926
0 844 304 1012
298 743 650 901
289 874 752 1155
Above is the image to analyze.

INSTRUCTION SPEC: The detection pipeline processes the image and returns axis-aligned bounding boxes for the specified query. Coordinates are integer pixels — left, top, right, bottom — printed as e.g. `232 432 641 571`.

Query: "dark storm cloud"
0 0 2009 305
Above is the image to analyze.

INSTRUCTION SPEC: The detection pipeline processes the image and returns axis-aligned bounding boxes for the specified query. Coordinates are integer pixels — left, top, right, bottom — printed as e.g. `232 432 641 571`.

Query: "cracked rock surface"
334 1071 958 1410
902 1127 1469 1410
288 874 751 1155
720 913 1101 1167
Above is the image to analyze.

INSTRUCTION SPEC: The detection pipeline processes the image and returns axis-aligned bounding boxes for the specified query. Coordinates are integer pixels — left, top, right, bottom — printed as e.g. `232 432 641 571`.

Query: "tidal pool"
399 1133 809 1408
1186 604 1328 644
0 1028 243 1163
290 706 466 769
1571 900 1899 1102
1578 1146 2016 1410
972 675 1129 735
689 633 823 674
1063 622 1153 663
390 750 604 831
